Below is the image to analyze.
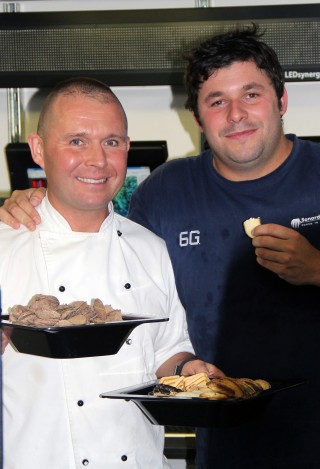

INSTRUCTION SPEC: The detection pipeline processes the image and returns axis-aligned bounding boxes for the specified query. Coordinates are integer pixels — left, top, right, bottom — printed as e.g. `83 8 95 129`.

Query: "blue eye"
70 138 82 146
106 139 118 147
105 138 128 148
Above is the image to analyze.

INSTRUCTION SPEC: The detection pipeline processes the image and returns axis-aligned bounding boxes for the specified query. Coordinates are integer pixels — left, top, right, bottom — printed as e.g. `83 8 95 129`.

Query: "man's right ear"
28 133 45 169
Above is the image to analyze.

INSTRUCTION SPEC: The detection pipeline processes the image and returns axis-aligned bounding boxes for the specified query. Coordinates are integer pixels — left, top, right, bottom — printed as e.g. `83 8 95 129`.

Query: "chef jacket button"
59 286 65 292
82 459 89 466
124 283 131 289
121 455 128 461
117 230 122 236
125 338 132 345
77 400 84 406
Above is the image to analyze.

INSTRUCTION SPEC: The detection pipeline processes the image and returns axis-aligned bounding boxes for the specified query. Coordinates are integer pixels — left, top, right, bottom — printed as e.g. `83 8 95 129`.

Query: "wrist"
174 357 197 376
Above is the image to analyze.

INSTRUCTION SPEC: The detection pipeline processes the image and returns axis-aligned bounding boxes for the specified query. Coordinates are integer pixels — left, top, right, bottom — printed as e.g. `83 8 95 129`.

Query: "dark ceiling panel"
0 5 320 87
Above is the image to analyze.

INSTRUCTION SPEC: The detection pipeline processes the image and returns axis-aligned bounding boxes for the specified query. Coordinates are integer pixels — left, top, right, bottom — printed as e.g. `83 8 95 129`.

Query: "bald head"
37 77 128 138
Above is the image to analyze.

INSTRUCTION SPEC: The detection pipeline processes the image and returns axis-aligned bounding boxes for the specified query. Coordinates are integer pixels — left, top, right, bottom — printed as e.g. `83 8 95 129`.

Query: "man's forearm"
156 352 195 378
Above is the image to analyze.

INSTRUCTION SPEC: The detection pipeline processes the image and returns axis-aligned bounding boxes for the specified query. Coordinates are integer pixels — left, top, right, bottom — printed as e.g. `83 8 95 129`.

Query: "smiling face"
28 93 129 231
196 60 292 181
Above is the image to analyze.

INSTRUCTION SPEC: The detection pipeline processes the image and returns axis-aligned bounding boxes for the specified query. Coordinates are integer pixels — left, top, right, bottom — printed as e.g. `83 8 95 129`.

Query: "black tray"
0 316 168 359
101 379 305 428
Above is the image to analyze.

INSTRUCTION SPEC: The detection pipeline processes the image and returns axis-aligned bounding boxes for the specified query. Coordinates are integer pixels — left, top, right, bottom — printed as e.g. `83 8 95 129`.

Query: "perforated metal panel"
0 5 320 87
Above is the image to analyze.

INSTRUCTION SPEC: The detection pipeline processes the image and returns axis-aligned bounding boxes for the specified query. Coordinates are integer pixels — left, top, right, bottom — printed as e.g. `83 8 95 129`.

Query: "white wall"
1 0 320 197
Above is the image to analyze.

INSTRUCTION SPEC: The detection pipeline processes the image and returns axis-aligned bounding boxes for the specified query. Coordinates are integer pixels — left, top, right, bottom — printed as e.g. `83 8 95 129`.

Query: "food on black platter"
150 373 271 400
8 294 122 327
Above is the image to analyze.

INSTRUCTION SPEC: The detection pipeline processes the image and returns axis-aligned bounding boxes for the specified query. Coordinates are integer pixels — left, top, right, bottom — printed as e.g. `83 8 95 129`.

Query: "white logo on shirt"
291 218 301 228
291 214 320 229
179 230 200 247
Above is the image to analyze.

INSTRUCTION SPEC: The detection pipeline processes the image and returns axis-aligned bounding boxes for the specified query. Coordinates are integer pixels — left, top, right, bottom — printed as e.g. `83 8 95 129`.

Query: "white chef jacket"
0 197 194 469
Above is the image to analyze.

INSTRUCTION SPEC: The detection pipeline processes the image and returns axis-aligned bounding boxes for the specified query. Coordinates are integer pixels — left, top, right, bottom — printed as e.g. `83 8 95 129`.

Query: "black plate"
0 316 168 359
101 379 306 427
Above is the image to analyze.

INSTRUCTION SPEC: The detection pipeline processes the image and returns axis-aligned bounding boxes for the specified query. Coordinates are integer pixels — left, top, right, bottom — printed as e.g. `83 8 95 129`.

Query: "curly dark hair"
184 24 285 123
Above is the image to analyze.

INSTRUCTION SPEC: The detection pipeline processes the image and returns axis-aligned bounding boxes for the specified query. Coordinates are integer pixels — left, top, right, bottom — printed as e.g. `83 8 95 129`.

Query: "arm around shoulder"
0 188 46 231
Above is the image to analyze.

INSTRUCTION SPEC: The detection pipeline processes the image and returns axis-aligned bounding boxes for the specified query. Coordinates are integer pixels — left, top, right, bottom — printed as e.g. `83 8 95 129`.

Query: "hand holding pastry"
180 358 225 379
252 223 320 286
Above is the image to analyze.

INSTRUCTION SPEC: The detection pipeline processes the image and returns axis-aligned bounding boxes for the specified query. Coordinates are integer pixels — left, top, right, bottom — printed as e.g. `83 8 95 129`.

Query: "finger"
0 207 21 229
189 362 225 378
255 247 292 263
14 198 41 225
256 256 282 272
28 187 46 207
255 256 295 280
253 223 295 240
1 204 38 231
253 236 290 253
9 188 43 217
207 365 225 378
182 360 212 376
2 191 41 229
6 188 43 212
